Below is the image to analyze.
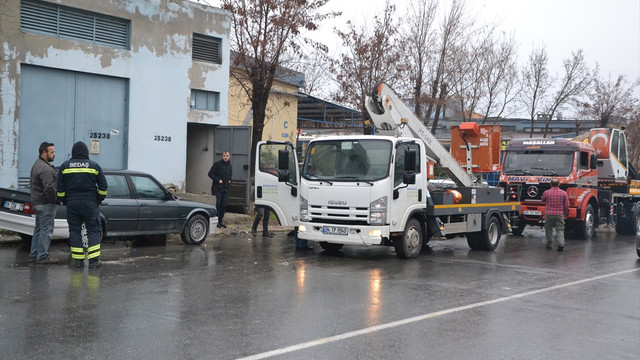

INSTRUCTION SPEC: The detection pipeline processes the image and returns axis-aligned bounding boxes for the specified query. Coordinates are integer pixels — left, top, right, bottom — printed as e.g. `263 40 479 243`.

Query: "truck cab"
499 138 599 239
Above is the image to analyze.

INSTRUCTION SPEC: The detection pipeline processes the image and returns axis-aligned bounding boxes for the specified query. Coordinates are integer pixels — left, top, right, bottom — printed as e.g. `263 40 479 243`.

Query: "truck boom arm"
365 82 475 187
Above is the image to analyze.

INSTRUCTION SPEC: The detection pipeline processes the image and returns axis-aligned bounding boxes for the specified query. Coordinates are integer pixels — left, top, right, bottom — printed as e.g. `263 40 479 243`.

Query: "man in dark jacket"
208 151 232 228
57 141 108 268
30 141 59 264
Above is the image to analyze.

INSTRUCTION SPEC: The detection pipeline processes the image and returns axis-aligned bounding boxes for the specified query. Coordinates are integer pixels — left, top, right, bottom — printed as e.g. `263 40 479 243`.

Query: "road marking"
237 268 640 360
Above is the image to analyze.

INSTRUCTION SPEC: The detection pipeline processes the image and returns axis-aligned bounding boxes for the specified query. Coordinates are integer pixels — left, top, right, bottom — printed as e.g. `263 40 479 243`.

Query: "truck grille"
309 205 369 225
520 183 551 201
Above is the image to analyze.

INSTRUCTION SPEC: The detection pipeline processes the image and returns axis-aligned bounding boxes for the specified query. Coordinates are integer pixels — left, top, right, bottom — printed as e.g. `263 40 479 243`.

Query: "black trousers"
252 206 270 233
213 190 228 224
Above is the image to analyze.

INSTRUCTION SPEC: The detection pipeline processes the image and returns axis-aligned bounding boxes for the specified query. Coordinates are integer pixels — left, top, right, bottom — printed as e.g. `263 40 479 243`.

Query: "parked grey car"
0 170 217 245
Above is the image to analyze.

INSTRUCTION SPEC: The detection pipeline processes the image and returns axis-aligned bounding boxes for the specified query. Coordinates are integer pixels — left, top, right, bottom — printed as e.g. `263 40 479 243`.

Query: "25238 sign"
89 132 110 139
154 135 172 142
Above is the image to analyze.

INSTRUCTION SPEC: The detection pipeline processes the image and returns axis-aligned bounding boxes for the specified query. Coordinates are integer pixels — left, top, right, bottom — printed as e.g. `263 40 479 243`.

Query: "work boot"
88 259 101 268
263 232 275 238
251 228 257 236
74 260 85 268
557 245 564 252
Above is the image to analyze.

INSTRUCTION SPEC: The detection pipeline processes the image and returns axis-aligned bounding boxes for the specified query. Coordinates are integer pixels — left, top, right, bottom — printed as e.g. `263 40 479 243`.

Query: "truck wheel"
615 203 640 235
319 242 343 253
511 222 525 236
575 204 595 240
467 216 501 251
394 218 423 259
180 214 209 245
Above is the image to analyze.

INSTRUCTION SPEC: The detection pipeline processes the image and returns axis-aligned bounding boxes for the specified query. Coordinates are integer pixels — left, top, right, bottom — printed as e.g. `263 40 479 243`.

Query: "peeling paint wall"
0 0 230 189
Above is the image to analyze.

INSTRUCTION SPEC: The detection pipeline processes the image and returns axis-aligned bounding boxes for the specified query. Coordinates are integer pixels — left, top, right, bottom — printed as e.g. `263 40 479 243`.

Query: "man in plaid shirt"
541 178 569 251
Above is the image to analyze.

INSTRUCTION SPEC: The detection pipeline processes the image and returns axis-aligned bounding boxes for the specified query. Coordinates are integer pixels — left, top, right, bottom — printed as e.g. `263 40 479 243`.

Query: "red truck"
500 127 640 239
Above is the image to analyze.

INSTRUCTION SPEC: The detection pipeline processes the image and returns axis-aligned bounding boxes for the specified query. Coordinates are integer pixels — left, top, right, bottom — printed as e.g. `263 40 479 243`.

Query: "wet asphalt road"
1 227 638 360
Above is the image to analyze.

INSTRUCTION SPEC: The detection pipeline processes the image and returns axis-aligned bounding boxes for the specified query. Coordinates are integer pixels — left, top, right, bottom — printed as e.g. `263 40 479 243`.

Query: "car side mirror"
165 192 175 200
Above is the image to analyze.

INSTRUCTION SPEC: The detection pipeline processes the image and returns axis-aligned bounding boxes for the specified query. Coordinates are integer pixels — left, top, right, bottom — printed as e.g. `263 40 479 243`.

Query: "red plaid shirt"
541 187 569 215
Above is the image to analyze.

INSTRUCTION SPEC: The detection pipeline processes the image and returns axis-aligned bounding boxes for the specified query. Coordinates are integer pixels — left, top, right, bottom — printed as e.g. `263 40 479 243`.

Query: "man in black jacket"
57 141 108 268
208 151 232 228
29 141 59 264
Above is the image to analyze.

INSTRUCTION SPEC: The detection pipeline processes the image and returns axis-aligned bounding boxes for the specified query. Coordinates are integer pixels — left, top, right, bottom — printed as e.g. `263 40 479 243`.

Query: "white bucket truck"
254 83 520 258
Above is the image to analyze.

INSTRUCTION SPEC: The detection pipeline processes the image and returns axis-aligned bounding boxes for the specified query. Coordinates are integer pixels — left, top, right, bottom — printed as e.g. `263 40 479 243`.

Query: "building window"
191 89 220 111
20 0 130 49
192 33 222 64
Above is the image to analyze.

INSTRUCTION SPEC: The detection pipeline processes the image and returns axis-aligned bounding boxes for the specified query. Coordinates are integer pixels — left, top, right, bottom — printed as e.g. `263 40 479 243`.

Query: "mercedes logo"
527 186 539 197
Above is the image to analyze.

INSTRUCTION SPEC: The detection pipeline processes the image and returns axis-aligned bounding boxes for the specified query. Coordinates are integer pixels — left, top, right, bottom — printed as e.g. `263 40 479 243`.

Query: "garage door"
18 65 128 185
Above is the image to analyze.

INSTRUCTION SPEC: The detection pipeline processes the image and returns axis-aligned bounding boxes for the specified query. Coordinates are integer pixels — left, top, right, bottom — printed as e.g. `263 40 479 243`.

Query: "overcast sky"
315 0 640 88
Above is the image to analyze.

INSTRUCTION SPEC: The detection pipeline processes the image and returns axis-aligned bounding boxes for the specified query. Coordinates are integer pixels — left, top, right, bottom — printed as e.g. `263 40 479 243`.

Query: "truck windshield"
503 151 574 176
302 139 392 182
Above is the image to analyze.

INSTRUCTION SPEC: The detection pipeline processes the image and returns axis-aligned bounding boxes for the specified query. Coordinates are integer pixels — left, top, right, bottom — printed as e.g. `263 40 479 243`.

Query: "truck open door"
254 141 300 227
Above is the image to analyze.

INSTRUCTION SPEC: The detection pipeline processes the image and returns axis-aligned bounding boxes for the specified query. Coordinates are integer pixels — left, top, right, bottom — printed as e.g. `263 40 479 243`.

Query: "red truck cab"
499 138 599 239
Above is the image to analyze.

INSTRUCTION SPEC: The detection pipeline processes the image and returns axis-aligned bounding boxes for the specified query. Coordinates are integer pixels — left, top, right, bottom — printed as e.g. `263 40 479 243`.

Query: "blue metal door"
18 65 128 186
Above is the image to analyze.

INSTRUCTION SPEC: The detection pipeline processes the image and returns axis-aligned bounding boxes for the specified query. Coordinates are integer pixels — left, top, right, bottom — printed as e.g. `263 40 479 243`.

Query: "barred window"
20 0 130 49
191 89 220 111
192 33 222 64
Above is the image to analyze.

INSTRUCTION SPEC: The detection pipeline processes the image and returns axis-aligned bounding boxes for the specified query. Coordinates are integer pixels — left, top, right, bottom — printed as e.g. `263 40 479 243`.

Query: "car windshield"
302 139 392 182
503 151 574 176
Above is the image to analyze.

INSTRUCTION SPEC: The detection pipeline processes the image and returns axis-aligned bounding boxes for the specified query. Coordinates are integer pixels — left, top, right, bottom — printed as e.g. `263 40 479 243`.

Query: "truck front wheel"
575 204 595 240
394 218 423 259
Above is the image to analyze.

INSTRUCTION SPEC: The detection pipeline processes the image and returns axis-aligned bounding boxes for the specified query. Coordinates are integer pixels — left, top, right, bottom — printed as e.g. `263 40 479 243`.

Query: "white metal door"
255 141 300 226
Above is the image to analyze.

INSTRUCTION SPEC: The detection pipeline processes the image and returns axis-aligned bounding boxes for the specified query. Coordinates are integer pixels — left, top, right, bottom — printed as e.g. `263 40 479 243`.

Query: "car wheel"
181 214 209 245
394 218 423 259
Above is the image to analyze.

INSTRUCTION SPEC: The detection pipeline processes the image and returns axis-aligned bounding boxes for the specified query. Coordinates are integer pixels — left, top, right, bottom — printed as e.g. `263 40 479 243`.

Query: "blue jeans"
30 203 57 260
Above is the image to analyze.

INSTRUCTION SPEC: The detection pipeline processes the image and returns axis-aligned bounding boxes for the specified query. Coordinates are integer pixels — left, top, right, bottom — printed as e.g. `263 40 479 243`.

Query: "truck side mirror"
404 149 416 172
403 172 416 185
590 154 598 169
278 149 289 171
278 149 290 182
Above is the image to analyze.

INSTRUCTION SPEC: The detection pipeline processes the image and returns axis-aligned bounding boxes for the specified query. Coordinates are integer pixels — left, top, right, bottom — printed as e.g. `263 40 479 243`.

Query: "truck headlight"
300 196 310 221
369 196 387 225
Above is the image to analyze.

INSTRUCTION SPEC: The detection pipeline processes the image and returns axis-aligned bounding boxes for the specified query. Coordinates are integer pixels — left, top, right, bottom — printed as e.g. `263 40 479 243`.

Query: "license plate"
323 226 348 235
523 210 541 216
3 200 24 212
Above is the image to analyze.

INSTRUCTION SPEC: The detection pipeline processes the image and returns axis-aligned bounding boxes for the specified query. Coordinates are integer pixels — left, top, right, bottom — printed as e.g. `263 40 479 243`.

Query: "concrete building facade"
0 0 230 190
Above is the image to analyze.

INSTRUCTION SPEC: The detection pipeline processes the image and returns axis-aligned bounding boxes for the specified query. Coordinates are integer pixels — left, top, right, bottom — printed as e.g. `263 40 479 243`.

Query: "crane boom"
365 82 476 187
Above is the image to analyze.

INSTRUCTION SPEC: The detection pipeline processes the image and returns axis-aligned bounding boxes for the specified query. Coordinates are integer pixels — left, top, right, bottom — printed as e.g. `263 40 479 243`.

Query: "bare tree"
402 0 438 124
222 0 338 169
426 0 471 134
541 49 592 137
520 46 552 137
290 48 334 98
479 33 520 123
448 25 495 121
576 73 639 127
331 1 405 130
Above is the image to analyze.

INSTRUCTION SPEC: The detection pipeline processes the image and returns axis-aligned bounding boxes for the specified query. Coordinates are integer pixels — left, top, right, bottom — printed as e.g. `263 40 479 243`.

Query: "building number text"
89 132 110 139
154 135 172 142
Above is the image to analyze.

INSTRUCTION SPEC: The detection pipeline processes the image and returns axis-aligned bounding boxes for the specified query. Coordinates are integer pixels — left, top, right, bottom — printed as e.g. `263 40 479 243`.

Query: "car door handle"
102 202 109 206
140 203 148 208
